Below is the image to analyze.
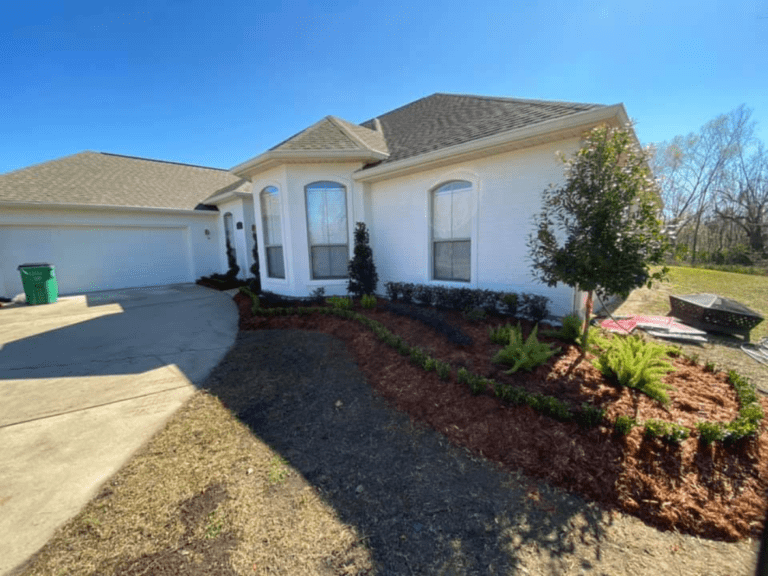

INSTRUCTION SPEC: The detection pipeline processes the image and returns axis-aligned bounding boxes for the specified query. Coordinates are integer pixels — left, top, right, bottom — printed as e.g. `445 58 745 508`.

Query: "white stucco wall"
0 205 220 297
243 140 588 317
365 139 583 317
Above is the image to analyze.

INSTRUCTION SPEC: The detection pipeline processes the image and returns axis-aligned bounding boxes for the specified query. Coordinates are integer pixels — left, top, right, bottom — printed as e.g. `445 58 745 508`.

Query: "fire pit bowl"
669 293 764 342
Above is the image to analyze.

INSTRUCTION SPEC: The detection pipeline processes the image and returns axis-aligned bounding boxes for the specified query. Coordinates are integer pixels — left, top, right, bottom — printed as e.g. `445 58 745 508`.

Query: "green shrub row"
239 289 761 447
326 295 353 310
694 371 765 445
643 419 690 444
382 282 550 322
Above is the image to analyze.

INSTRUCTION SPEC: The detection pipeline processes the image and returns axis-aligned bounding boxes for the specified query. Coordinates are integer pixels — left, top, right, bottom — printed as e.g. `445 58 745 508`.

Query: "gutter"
231 148 389 180
354 104 630 183
0 201 220 217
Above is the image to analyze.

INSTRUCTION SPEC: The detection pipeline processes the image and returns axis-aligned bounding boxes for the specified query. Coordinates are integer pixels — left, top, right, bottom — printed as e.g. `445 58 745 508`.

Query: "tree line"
653 105 767 267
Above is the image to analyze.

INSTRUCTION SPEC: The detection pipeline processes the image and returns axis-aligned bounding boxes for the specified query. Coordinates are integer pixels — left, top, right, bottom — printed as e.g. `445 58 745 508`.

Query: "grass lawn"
611 265 768 342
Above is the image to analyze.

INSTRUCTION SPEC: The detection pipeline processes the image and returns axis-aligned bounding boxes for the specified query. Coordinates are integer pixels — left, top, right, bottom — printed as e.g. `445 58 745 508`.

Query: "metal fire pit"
669 293 764 342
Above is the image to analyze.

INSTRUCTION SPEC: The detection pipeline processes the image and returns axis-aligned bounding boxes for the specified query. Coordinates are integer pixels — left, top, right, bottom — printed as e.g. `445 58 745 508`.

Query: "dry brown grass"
19 392 373 576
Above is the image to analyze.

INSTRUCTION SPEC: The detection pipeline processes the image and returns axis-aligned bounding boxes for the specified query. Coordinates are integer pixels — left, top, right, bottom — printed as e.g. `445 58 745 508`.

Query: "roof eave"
203 190 254 205
0 200 220 216
354 104 629 183
231 149 389 180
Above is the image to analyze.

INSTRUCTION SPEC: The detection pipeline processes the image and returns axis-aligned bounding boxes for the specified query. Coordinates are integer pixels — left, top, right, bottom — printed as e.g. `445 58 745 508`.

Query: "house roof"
231 93 613 178
0 151 249 211
358 93 605 168
270 116 388 156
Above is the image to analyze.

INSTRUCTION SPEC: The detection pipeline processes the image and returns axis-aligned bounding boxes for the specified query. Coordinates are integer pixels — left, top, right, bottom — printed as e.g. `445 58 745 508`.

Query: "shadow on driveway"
203 330 615 574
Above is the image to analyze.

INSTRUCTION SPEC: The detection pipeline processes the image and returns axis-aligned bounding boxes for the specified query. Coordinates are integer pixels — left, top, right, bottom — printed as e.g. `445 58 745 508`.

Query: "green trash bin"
17 263 58 305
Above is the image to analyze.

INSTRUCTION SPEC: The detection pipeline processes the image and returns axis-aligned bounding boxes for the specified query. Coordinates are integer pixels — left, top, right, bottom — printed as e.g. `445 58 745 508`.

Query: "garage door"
0 225 193 296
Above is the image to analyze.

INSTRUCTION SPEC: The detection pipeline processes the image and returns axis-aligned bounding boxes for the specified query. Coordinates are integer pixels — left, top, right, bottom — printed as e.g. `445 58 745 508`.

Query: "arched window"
260 186 285 279
305 181 348 279
432 180 472 281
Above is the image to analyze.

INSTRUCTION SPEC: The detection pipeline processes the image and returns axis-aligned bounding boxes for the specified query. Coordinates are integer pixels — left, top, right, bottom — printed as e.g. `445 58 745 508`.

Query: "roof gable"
270 116 388 155
0 152 248 211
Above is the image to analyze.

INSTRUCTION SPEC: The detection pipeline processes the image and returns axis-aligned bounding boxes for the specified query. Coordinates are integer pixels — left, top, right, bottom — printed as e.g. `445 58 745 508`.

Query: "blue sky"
2 0 766 174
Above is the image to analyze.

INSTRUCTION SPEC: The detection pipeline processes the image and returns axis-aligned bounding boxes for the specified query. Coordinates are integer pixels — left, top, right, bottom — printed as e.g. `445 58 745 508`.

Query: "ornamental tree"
347 221 378 296
527 124 669 348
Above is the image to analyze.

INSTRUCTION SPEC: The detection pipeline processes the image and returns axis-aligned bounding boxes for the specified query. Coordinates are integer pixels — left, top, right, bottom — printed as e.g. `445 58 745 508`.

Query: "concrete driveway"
0 283 239 576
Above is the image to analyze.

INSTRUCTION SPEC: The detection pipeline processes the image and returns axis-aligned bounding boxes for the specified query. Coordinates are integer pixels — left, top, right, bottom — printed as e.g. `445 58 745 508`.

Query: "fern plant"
492 323 561 374
592 334 675 405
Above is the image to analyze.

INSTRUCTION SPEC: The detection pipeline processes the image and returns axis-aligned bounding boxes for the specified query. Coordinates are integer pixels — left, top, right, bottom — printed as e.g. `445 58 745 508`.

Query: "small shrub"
361 294 377 309
643 419 690 443
489 323 515 345
575 403 605 428
492 324 561 374
520 294 550 323
494 382 530 405
423 356 437 372
696 421 726 445
457 368 488 395
684 352 700 365
501 293 519 317
593 334 675 405
529 394 572 421
326 296 353 310
384 281 398 301
409 347 428 367
413 285 434 307
309 286 326 304
400 283 415 304
543 313 583 345
703 360 717 373
435 360 451 381
463 307 487 322
614 415 637 435
347 222 378 297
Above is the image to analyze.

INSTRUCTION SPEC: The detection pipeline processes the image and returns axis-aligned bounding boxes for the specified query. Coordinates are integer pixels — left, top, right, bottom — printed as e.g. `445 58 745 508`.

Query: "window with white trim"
432 180 472 282
305 181 348 279
260 186 285 279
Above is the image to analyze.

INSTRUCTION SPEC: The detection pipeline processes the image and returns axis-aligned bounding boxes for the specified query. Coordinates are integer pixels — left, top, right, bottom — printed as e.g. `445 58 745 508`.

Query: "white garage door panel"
0 226 192 296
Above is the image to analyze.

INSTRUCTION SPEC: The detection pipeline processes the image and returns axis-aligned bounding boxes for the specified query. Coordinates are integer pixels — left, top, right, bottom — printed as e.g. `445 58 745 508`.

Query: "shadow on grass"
203 330 615 574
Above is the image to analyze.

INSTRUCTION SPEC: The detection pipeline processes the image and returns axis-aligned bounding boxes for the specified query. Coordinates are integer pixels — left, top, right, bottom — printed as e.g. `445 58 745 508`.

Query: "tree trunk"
582 290 594 349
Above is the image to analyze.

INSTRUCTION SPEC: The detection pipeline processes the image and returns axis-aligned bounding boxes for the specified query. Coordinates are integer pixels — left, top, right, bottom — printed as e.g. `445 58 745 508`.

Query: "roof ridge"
328 116 389 155
433 92 606 108
326 116 370 151
98 152 229 172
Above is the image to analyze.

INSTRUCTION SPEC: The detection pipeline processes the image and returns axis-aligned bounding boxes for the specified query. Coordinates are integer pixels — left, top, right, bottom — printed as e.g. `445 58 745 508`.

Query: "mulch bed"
233 293 768 543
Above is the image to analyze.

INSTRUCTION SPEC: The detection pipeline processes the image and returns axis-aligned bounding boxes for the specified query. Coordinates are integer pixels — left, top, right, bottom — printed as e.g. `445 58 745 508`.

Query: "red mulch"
234 293 768 541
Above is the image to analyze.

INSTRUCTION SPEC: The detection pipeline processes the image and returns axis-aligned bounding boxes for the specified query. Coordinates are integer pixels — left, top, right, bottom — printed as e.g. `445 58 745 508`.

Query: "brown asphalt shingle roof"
269 116 388 155
0 151 249 211
359 93 605 167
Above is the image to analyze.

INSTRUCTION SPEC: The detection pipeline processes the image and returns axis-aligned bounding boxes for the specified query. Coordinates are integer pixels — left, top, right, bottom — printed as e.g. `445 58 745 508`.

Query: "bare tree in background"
654 105 753 263
715 139 768 256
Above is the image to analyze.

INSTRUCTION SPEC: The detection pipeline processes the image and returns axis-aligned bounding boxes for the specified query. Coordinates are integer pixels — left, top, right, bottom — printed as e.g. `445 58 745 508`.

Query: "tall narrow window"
223 212 237 269
305 181 348 279
260 186 285 279
432 180 472 281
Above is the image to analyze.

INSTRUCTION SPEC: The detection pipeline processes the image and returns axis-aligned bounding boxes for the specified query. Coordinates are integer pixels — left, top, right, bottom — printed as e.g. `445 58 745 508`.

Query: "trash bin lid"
17 263 54 270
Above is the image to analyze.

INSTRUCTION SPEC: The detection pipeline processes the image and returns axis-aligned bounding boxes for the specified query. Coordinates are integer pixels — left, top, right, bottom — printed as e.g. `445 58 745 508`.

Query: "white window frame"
260 186 285 279
305 181 349 280
431 180 473 283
